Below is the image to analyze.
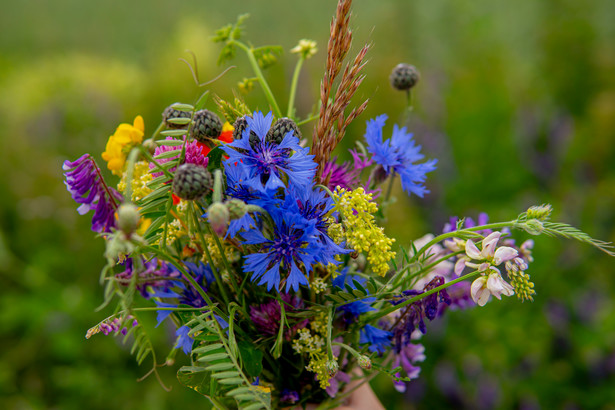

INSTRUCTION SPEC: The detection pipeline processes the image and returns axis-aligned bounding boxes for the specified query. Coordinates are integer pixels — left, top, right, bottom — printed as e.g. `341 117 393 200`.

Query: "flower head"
364 115 437 197
359 324 392 355
63 154 122 233
221 111 316 191
102 116 145 175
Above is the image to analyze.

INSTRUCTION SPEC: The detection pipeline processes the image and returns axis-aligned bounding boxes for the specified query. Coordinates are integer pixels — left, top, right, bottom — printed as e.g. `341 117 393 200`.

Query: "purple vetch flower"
63 154 123 233
115 258 178 298
86 315 138 339
280 389 300 404
364 115 437 197
443 212 491 235
392 343 426 392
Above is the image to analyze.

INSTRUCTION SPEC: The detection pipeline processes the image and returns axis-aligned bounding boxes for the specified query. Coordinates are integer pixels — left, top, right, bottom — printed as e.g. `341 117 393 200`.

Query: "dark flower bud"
191 109 223 143
172 163 213 200
162 104 191 129
266 117 302 145
390 63 420 91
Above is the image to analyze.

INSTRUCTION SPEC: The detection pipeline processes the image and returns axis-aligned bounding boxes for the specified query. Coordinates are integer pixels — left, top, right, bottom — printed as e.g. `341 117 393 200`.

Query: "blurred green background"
1 0 614 408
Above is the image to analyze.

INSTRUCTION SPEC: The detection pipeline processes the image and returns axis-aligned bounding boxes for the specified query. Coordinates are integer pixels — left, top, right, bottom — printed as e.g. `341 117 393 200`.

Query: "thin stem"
384 171 396 202
287 56 305 118
188 202 230 306
410 222 516 264
233 41 282 118
138 145 174 180
206 223 239 294
361 270 481 324
151 121 165 140
391 250 465 290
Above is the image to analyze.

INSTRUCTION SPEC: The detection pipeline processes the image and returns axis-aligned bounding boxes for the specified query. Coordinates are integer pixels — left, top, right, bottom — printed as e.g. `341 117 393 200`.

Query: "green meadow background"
1 0 614 408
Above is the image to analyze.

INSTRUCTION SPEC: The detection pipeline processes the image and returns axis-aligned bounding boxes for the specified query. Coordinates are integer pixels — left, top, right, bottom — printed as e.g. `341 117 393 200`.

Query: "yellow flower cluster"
311 277 328 294
200 234 241 266
292 328 332 389
508 270 536 302
102 115 145 175
331 187 396 276
117 161 153 202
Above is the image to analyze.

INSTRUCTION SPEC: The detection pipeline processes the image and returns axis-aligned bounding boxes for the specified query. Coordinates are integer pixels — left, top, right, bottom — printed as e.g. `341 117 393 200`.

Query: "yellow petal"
133 115 145 132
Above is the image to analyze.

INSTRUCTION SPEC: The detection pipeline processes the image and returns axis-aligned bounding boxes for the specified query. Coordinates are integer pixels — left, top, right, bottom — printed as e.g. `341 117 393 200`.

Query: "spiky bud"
191 109 223 143
526 204 553 221
117 203 140 235
172 163 212 201
207 202 230 236
225 199 248 220
390 63 420 91
358 355 372 370
233 115 261 148
162 104 191 129
266 117 302 145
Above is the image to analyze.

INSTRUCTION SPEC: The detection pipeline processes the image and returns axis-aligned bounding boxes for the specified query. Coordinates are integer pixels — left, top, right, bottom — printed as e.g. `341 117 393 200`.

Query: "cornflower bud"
225 199 248 220
358 355 372 370
390 63 420 91
325 359 339 378
117 203 140 235
207 202 230 236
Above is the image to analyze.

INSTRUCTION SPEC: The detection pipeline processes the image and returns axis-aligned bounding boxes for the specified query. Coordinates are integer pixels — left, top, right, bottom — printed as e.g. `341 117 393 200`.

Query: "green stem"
361 270 481 324
151 121 165 140
410 221 516 264
123 148 141 201
188 202 230 306
391 250 465 290
234 41 282 118
326 306 334 361
384 171 396 203
287 56 305 118
138 145 174 180
206 223 239 294
296 114 319 126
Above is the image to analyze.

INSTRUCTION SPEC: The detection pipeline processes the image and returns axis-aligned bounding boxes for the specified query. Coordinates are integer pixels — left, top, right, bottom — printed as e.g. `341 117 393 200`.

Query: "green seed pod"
117 203 140 235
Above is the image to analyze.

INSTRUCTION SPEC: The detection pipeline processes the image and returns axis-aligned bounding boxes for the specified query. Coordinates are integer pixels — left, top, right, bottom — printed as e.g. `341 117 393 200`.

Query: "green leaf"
171 103 194 111
192 343 225 355
242 404 265 410
239 341 263 377
154 149 181 160
177 366 212 396
325 294 345 304
197 352 229 362
156 139 185 147
166 117 192 125
218 377 244 385
160 129 189 137
227 386 251 396
211 371 240 379
207 147 225 172
366 279 378 295
205 362 236 372
195 90 210 111
338 291 354 300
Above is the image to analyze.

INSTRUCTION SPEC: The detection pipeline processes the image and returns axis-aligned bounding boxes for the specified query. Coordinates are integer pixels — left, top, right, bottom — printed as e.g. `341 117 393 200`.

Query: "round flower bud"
172 163 213 201
117 203 140 235
522 219 544 236
325 360 339 378
357 355 372 370
142 138 158 155
225 199 248 220
162 104 191 129
389 63 420 91
191 109 223 143
266 117 302 145
207 202 230 236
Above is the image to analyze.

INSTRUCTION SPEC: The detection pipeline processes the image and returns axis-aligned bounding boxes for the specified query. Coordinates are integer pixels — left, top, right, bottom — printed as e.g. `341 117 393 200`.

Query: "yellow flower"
102 115 145 175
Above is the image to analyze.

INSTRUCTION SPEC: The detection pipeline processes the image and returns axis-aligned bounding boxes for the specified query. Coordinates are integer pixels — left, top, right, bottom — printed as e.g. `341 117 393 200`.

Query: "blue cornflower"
359 324 393 355
221 111 316 191
175 325 193 354
364 115 437 197
63 154 123 233
332 268 375 323
241 205 322 293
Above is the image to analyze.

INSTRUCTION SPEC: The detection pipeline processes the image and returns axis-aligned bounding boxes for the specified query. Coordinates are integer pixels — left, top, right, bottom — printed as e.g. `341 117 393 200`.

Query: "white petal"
454 258 466 276
487 272 514 299
465 240 482 260
482 232 501 258
471 276 489 306
493 246 518 265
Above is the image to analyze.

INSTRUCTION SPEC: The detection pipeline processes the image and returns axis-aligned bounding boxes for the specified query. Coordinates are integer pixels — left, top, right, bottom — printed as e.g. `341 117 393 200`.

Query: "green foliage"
177 312 271 409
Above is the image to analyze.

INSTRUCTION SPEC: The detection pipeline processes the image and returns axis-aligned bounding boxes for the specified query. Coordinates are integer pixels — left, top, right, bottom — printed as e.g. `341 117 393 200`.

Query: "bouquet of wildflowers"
63 1 614 408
